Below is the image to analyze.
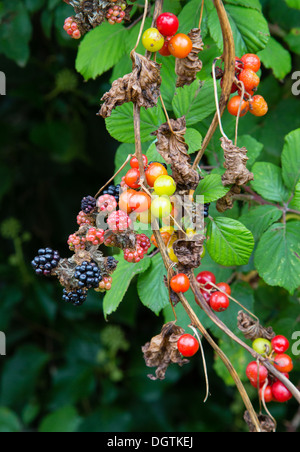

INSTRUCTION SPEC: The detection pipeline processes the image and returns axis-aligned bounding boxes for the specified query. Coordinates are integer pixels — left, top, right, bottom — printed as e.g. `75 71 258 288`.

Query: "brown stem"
133 103 146 186
192 0 236 169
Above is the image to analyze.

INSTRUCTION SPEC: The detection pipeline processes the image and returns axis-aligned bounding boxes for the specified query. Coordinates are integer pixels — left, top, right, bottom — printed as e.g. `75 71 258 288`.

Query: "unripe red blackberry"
68 233 86 251
63 17 82 39
77 211 93 226
97 194 117 213
107 210 132 232
86 227 105 246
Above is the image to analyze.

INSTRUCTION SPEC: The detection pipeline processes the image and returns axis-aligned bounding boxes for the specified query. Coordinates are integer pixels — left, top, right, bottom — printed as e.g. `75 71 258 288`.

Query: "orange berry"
249 95 268 117
227 95 249 117
238 69 260 94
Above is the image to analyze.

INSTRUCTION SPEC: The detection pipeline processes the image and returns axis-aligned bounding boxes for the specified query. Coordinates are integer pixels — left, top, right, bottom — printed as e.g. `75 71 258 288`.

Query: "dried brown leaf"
237 311 276 341
173 235 205 269
221 137 254 186
142 322 189 380
175 28 204 88
216 185 241 213
244 411 276 433
153 117 200 190
99 52 162 118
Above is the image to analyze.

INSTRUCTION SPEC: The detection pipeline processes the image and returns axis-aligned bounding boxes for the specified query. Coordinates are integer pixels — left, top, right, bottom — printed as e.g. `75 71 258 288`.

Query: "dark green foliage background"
0 0 299 432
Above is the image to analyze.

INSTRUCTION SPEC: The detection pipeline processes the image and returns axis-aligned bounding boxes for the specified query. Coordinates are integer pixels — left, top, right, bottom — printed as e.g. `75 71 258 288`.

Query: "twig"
189 324 210 403
94 154 132 198
198 0 205 30
130 0 149 56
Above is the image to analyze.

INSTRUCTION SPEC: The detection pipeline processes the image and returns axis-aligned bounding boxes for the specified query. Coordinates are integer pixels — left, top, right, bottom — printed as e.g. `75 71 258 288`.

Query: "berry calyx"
241 54 261 73
168 33 193 59
177 334 199 357
124 168 140 189
252 338 272 355
145 162 168 187
156 12 179 37
249 95 268 117
271 335 290 354
96 194 118 213
271 381 292 403
209 291 230 312
227 95 249 117
74 261 102 289
170 273 190 293
142 28 165 52
107 210 132 232
31 248 60 277
273 353 293 373
246 361 268 388
153 175 176 196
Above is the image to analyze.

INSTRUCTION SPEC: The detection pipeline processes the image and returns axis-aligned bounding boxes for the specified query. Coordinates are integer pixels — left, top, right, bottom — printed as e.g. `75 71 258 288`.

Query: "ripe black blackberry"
81 195 97 214
31 248 60 277
74 261 102 289
102 184 121 203
62 287 88 307
204 203 211 218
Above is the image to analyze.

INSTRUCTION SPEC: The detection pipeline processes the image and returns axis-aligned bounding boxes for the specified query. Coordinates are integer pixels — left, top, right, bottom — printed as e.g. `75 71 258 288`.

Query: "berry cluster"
74 261 102 289
106 5 126 25
123 234 151 263
246 335 293 403
226 54 268 118
102 184 121 203
142 13 193 59
77 211 93 226
196 271 231 312
204 203 210 218
97 194 118 213
62 287 88 307
96 276 113 292
63 17 81 40
107 210 132 232
67 233 86 251
31 248 60 277
81 195 97 214
86 227 105 246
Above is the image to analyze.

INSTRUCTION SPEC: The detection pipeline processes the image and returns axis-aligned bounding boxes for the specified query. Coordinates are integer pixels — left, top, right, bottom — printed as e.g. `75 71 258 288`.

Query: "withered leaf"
153 117 200 190
175 28 204 88
216 185 241 213
173 235 205 269
142 322 189 381
99 52 162 118
237 311 276 342
244 411 276 433
221 137 254 186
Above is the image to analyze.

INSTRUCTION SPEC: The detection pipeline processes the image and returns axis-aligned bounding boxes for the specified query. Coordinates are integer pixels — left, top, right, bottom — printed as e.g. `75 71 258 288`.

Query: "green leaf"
281 128 300 192
172 80 218 126
0 407 22 433
284 28 300 55
137 254 170 315
208 5 269 57
254 221 300 294
206 217 254 266
185 128 203 154
258 37 292 80
251 162 290 203
225 0 262 11
76 23 127 80
285 0 300 9
177 0 209 38
105 103 164 143
103 257 151 317
39 406 82 433
289 181 300 210
195 174 231 203
239 205 283 240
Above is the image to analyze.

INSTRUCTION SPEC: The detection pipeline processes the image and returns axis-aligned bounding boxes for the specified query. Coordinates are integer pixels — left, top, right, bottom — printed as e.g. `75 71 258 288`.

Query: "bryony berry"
168 33 193 59
156 12 179 37
177 334 199 357
252 338 272 355
246 361 268 388
249 95 268 117
273 354 293 373
170 273 190 293
209 291 230 312
271 335 290 354
271 381 292 403
151 196 172 219
227 95 249 117
241 54 261 73
153 175 176 196
142 28 165 52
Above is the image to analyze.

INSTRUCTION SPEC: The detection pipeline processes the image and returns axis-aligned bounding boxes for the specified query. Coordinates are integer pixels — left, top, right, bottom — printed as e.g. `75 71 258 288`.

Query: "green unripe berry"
252 338 272 355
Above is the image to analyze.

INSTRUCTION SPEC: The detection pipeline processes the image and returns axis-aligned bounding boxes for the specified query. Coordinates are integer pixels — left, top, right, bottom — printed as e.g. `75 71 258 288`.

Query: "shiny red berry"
170 273 190 293
241 54 261 73
156 12 179 37
209 291 230 312
246 361 268 388
196 271 216 290
177 334 199 357
271 335 290 354
273 354 293 373
271 381 292 403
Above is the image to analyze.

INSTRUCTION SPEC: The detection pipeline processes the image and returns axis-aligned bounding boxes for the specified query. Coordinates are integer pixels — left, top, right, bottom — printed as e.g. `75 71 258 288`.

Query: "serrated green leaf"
185 128 203 154
105 103 164 144
76 23 127 80
225 0 262 11
38 406 81 433
239 205 283 240
281 128 300 192
172 79 218 126
195 174 231 203
285 0 300 9
289 181 300 210
208 5 269 57
137 254 170 315
206 217 254 266
258 37 292 80
254 221 300 294
251 162 290 203
284 28 300 55
103 257 151 317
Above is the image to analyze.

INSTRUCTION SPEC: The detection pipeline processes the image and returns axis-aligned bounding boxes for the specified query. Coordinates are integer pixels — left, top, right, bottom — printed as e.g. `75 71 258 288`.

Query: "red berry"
119 189 136 214
177 334 199 357
209 291 230 312
241 54 261 73
156 12 179 37
227 95 249 117
77 211 93 226
67 233 85 251
273 354 293 373
96 194 117 213
124 168 140 189
170 273 190 293
86 227 105 246
145 162 168 187
128 192 151 213
168 34 193 59
159 38 172 56
216 282 231 296
271 335 290 354
271 381 292 403
259 385 273 403
130 154 148 169
238 69 260 94
64 17 81 40
196 271 216 290
107 211 132 232
246 361 268 388
249 95 268 117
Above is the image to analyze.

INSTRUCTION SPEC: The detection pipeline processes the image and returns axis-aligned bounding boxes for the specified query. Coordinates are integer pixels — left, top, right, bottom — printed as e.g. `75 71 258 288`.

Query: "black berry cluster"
102 184 121 203
204 203 211 218
62 288 88 307
81 195 97 214
74 261 102 289
31 248 60 277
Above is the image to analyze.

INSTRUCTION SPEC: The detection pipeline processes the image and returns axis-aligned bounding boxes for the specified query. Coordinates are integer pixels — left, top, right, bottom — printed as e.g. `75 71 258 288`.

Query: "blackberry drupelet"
31 248 60 277
62 287 88 306
74 261 102 289
102 184 121 203
204 203 211 218
81 195 97 214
